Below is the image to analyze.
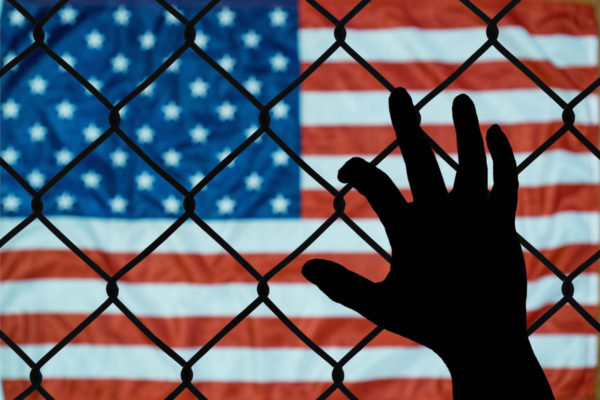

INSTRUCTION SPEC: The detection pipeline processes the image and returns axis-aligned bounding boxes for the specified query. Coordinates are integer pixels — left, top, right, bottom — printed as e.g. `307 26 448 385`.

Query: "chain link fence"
0 0 599 398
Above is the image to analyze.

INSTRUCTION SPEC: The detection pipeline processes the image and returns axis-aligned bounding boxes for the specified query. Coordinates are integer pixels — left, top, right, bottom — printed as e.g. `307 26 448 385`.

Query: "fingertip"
453 93 473 108
487 125 517 170
389 87 414 115
452 94 477 122
487 123 502 137
302 259 346 287
389 87 418 130
486 124 511 153
301 259 321 282
338 157 366 183
487 123 518 215
302 259 374 312
389 87 410 106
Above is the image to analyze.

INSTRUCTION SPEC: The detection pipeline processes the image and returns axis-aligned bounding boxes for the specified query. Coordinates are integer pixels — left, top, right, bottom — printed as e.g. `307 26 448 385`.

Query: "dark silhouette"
303 88 554 399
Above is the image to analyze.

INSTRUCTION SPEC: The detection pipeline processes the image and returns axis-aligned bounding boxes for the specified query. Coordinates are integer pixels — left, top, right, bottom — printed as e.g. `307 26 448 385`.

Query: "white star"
113 6 131 26
188 172 205 187
272 101 290 119
218 54 235 72
27 169 45 189
28 75 48 94
162 101 181 121
242 30 261 49
138 31 156 50
216 148 235 167
272 149 289 166
189 78 209 97
216 101 236 121
245 172 263 191
111 53 130 73
163 57 181 74
270 52 289 72
217 7 235 26
1 147 20 165
109 148 128 167
83 123 102 142
164 9 180 25
56 192 75 211
109 195 128 214
85 77 103 96
162 148 181 167
3 51 17 68
194 31 209 49
136 124 154 143
85 29 104 49
245 124 261 141
243 76 262 95
162 195 181 214
62 53 76 66
141 82 155 97
54 148 73 165
9 9 26 27
270 194 290 214
81 170 101 189
2 193 21 212
269 7 287 27
29 122 47 142
135 171 155 191
216 196 236 215
58 52 76 72
166 58 181 74
190 125 209 144
56 99 76 119
2 98 20 119
59 6 78 25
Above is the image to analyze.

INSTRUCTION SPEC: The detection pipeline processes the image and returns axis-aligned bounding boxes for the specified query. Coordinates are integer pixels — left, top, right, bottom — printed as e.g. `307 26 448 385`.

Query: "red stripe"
1 304 596 347
301 62 597 91
2 379 443 400
299 0 597 35
1 381 335 400
301 123 599 155
1 244 596 283
1 245 595 283
0 314 404 347
2 367 595 400
348 368 596 400
301 185 600 218
347 369 596 400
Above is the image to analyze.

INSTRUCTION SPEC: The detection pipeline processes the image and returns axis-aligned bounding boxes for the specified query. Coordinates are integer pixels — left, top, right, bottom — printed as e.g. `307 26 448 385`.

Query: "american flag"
0 0 598 398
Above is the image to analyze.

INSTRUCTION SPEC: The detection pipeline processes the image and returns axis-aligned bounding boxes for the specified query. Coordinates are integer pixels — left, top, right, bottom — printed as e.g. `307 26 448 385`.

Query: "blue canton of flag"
1 0 300 219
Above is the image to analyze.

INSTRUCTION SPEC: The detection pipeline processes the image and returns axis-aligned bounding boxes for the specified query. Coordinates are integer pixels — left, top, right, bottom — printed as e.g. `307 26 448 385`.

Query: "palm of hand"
303 88 526 360
381 194 526 357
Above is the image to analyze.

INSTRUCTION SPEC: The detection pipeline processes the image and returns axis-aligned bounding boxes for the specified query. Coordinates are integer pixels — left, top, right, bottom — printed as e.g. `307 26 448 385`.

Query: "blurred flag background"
0 0 598 399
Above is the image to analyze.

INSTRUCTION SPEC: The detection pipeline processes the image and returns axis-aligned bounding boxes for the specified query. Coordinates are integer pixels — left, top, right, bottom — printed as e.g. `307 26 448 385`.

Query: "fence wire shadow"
1 0 599 399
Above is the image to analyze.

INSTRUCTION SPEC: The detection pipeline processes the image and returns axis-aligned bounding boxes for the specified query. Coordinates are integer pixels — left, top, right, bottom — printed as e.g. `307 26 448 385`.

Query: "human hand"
302 88 553 398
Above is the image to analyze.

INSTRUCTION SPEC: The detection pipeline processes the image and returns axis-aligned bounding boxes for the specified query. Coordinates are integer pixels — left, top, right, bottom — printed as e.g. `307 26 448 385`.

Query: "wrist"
440 336 554 399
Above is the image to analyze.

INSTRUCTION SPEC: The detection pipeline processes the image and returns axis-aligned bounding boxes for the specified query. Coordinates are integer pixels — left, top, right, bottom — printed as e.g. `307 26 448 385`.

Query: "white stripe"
1 211 598 254
301 151 600 189
1 335 595 380
299 27 598 67
526 273 598 311
1 273 596 317
300 90 599 126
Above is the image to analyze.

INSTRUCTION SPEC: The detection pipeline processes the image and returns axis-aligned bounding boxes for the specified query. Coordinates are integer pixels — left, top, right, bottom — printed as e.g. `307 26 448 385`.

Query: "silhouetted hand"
303 88 554 399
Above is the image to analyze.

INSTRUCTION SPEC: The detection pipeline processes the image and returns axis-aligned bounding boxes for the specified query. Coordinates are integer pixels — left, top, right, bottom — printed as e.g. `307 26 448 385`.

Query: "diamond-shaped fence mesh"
0 0 599 399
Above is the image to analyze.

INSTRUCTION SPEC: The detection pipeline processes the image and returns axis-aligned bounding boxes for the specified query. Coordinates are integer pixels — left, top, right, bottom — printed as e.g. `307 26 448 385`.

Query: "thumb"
303 259 378 318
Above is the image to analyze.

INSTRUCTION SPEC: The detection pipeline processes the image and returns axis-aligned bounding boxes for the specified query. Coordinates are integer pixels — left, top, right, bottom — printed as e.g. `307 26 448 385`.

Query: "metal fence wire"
1 0 599 399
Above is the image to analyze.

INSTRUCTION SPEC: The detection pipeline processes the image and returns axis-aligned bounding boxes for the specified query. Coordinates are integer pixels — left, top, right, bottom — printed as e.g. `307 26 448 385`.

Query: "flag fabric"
0 0 598 399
